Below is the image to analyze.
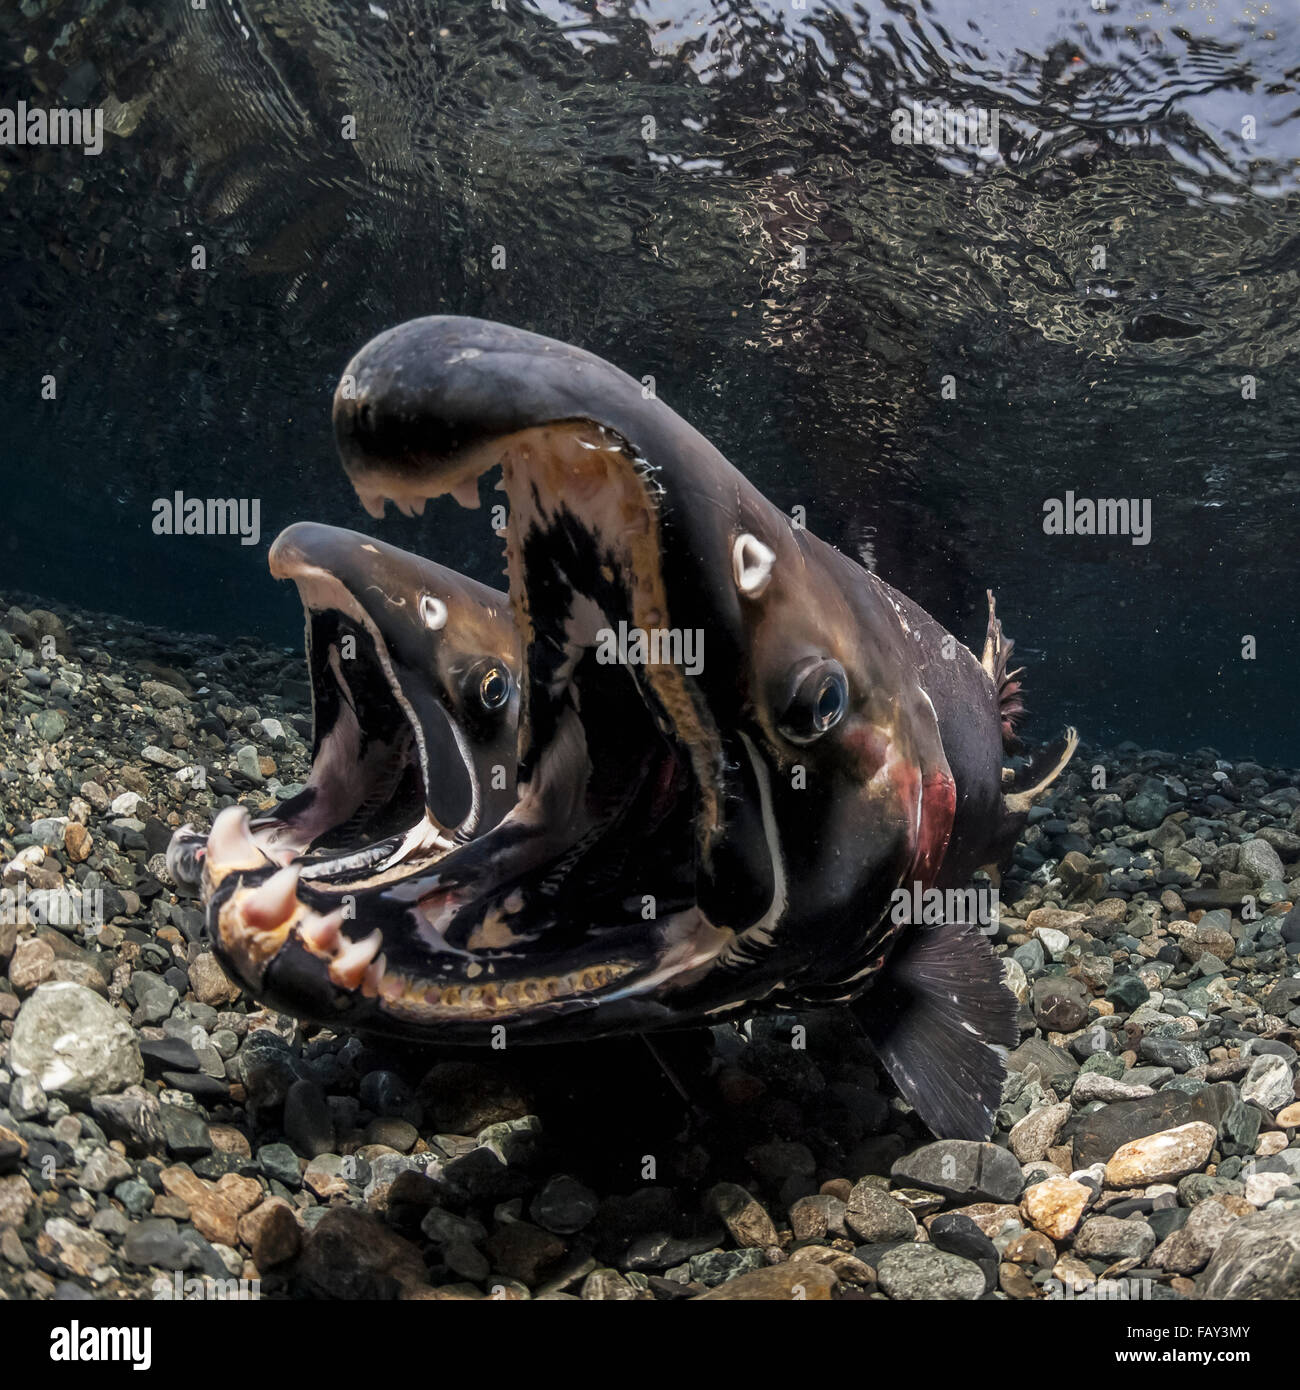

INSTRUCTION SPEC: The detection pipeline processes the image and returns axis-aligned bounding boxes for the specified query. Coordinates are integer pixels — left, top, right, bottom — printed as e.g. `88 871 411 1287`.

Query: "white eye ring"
733 533 775 597
419 594 448 630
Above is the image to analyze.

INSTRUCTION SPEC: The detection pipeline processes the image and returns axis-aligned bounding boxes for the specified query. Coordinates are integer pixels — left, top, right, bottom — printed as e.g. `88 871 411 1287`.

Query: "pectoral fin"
855 922 1019 1141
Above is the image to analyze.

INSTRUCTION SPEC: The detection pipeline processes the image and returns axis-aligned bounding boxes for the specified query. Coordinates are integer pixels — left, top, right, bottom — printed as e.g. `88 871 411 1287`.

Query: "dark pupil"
480 670 507 708
815 680 842 727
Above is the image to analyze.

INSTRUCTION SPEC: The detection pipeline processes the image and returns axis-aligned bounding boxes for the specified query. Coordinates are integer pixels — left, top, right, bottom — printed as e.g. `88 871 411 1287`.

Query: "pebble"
530 1175 599 1235
1071 1074 1154 1105
1021 1177 1092 1240
9 984 143 1100
1071 1092 1194 1168
835 1185 912 1246
876 1245 986 1300
928 1211 998 1263
0 1175 34 1231
284 1079 335 1159
8 1074 48 1121
122 1218 193 1271
694 1264 838 1300
78 1148 134 1193
1008 1101 1070 1163
188 952 241 1007
1241 1054 1295 1112
1104 1123 1217 1187
890 1141 1022 1205
1073 1214 1156 1262
1199 1209 1300 1299
1152 1197 1246 1275
238 1197 302 1268
38 1218 113 1279
159 1103 212 1157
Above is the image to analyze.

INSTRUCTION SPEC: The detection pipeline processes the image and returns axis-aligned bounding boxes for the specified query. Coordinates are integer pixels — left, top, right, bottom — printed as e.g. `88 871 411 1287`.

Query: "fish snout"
164 825 207 894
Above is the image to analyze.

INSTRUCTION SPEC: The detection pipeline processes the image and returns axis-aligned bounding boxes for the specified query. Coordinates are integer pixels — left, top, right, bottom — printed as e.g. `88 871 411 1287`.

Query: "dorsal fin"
982 589 1025 751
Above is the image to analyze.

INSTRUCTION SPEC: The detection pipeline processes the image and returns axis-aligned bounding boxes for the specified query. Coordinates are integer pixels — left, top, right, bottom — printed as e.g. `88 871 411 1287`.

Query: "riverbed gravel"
1 592 1298 1301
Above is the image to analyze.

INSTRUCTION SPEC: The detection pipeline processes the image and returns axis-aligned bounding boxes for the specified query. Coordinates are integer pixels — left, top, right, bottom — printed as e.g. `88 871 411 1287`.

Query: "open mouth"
168 604 445 897
214 424 733 1034
194 334 752 1035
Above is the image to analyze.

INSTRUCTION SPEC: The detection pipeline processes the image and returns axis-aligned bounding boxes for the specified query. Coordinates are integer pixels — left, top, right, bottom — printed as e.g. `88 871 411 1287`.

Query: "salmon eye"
815 675 846 729
779 658 848 743
478 665 511 711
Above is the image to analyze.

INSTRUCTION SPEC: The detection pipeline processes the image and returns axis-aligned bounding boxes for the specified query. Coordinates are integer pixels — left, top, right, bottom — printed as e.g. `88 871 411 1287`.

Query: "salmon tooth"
299 908 344 954
329 929 384 989
450 476 481 509
360 952 388 998
242 864 302 931
356 488 386 519
206 805 267 876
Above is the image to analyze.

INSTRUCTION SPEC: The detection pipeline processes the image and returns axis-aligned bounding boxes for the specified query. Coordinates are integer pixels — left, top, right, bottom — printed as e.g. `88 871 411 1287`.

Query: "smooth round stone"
363 1117 418 1153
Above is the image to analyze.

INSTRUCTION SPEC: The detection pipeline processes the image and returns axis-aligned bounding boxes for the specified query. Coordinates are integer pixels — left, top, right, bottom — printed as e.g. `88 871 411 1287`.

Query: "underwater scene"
1 0 1299 1329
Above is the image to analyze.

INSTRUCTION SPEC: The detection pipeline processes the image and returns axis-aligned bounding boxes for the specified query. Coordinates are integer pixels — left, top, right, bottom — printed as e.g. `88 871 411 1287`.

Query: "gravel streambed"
1 592 1298 1301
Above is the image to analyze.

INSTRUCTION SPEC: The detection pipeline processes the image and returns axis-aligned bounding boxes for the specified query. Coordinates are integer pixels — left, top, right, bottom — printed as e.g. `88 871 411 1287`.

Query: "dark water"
2 0 1297 760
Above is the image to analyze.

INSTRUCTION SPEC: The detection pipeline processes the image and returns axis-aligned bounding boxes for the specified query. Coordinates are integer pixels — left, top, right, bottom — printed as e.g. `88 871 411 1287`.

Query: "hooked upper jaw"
262 520 520 864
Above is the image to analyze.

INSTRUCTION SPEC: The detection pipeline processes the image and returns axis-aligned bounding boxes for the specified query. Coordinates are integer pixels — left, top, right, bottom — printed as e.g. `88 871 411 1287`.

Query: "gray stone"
845 1182 917 1243
1074 1214 1157 1262
31 710 68 742
9 984 142 1100
159 1103 211 1157
530 1175 599 1234
1199 1209 1300 1299
1237 839 1286 888
8 1074 48 1121
257 1142 303 1189
234 746 263 784
1069 1092 1194 1169
1241 1055 1294 1113
89 1090 164 1153
122 1218 195 1271
114 1179 153 1216
891 1141 1023 1205
1153 1198 1244 1275
284 1079 335 1159
877 1244 986 1300
77 1147 133 1193
688 1247 766 1287
131 972 178 1025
